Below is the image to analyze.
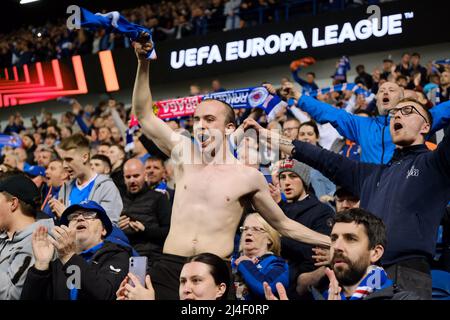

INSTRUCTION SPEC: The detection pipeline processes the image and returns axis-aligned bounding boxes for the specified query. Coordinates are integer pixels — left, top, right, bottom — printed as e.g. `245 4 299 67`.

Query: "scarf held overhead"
79 8 156 59
153 87 286 120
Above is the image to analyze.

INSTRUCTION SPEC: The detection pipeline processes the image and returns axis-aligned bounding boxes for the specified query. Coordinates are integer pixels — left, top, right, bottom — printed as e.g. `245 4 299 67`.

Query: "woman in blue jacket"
233 213 289 300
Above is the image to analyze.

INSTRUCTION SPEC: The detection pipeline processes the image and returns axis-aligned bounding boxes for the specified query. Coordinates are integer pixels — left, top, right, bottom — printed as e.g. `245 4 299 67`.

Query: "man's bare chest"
176 166 253 203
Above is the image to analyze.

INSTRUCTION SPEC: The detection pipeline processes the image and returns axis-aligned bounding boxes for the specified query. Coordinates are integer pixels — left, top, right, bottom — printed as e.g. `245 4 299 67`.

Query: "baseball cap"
0 173 40 208
334 186 358 199
60 200 113 236
278 158 311 187
23 164 46 178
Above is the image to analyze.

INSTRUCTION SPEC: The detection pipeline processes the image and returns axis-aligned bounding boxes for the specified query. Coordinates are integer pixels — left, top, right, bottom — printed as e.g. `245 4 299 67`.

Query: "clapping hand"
269 183 282 203
325 267 342 300
48 225 77 265
48 197 66 218
263 282 289 300
32 226 55 271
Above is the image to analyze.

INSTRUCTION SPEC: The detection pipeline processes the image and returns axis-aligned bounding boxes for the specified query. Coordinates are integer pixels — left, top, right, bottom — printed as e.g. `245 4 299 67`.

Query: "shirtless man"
132 37 330 299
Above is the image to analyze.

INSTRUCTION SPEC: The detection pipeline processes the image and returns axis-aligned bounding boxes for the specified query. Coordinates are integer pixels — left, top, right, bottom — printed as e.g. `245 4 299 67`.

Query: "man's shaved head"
201 99 237 127
123 158 146 194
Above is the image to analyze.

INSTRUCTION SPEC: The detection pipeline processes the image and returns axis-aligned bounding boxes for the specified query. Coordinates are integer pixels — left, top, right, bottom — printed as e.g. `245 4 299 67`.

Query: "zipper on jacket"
380 115 388 165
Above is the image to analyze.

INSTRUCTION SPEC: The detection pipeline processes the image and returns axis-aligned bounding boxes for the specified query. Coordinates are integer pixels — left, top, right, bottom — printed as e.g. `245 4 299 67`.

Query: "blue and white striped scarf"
323 266 393 300
79 8 156 59
305 83 371 98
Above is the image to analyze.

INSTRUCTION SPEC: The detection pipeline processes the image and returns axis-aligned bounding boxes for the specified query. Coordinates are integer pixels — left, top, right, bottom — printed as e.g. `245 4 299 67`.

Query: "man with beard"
246 96 450 299
321 208 418 300
264 208 419 300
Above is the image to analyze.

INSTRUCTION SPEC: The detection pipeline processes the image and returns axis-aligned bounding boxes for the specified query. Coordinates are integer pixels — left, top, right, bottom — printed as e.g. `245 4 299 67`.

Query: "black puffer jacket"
121 187 171 260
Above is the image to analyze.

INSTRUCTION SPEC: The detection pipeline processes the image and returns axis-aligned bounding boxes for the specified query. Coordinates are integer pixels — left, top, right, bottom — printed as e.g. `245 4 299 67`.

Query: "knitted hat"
278 158 311 187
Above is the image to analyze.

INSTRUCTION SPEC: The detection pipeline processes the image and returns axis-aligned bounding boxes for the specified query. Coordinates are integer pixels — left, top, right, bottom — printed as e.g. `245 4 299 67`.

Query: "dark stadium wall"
1 41 448 129
106 0 449 87
1 0 449 127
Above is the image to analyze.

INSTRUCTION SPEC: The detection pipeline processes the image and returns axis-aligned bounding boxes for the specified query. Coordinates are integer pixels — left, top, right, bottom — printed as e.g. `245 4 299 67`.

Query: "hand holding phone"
128 256 148 287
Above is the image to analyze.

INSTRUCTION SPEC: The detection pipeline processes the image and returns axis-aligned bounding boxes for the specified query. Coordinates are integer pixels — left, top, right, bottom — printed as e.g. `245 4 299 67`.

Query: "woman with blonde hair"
233 213 289 300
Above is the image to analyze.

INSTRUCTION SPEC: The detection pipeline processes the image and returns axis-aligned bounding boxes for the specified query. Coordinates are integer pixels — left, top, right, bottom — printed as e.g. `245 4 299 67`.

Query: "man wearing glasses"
21 201 131 300
282 80 450 164
245 97 450 299
282 118 301 140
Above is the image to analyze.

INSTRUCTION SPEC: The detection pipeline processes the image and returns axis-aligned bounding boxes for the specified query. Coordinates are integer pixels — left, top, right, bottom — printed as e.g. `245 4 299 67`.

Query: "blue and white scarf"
124 115 141 153
305 83 371 98
0 134 22 148
434 59 450 65
79 8 156 59
203 87 287 122
323 266 393 300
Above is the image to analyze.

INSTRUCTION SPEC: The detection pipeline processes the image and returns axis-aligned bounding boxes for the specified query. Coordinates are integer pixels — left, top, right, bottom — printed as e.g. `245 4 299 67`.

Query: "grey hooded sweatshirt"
58 174 122 224
0 218 54 300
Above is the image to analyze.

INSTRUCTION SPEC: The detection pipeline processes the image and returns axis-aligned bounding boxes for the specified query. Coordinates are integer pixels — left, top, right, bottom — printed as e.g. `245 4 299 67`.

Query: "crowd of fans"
0 0 376 68
0 40 449 301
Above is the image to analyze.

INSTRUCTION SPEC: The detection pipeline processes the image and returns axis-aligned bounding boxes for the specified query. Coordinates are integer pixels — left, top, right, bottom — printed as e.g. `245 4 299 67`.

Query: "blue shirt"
310 168 336 199
69 175 98 206
297 95 450 164
70 242 105 300
139 153 151 164
234 254 289 300
291 70 319 95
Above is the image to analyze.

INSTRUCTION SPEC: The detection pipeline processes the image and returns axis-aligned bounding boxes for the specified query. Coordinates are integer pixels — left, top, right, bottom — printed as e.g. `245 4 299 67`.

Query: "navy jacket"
279 195 334 298
291 135 450 266
280 195 334 277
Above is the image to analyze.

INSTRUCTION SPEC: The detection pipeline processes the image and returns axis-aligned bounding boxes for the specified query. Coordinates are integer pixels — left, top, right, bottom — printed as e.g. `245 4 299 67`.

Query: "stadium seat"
431 270 450 300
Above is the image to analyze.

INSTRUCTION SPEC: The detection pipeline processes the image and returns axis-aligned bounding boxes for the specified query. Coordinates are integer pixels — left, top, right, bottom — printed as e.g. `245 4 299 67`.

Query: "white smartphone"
128 256 148 287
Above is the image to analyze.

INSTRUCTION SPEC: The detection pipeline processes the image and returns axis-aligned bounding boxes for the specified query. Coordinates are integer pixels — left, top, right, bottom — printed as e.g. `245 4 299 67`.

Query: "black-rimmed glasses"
388 105 429 124
67 211 98 222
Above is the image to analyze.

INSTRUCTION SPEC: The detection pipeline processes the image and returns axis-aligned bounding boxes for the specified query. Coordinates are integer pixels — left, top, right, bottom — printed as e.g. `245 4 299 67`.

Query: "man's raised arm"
132 36 184 156
250 170 330 247
282 82 364 144
243 117 371 197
